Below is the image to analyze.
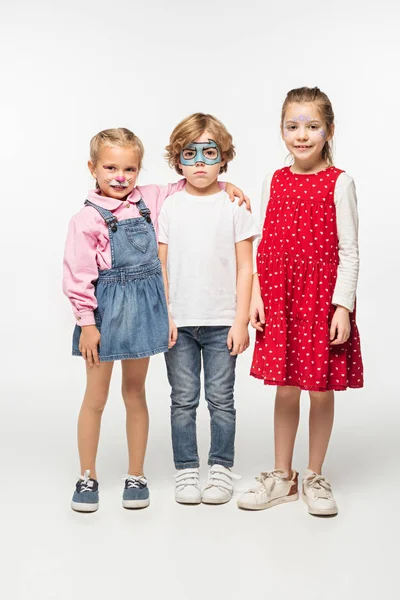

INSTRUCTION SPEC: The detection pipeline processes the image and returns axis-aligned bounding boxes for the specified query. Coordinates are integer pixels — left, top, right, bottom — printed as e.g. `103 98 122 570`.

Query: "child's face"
88 145 140 198
282 102 332 166
179 130 224 190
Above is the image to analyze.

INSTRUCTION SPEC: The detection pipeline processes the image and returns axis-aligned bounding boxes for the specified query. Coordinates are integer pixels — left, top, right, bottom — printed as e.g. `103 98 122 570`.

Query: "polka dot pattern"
250 167 364 392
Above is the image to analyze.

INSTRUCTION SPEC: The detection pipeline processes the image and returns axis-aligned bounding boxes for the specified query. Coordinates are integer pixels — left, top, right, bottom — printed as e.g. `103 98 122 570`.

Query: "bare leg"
308 390 335 474
77 361 114 480
274 385 301 474
121 358 150 477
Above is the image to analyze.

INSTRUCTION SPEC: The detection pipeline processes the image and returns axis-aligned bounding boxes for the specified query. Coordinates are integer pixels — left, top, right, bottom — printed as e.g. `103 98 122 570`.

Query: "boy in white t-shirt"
158 113 259 505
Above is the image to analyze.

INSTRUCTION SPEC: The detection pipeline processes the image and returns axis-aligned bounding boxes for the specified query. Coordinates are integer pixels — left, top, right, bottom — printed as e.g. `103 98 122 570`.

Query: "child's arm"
227 239 253 356
158 243 178 348
249 174 272 331
330 175 360 345
249 273 265 332
63 214 101 366
157 201 177 347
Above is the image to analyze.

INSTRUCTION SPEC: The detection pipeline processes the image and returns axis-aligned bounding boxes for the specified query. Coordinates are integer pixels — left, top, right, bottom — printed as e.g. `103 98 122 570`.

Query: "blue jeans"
164 326 237 470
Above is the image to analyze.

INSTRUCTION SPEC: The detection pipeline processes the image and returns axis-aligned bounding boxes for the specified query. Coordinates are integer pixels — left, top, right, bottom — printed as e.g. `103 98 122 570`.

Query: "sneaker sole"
237 492 299 511
201 496 231 505
175 497 201 505
302 495 338 516
71 501 99 513
122 498 150 509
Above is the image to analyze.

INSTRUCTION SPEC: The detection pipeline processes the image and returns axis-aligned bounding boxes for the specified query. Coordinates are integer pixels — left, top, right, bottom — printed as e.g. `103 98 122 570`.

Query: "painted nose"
115 176 126 183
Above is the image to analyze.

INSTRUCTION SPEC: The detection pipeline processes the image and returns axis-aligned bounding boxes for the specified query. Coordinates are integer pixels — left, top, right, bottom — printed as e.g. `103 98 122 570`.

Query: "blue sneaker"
122 475 150 509
71 470 99 512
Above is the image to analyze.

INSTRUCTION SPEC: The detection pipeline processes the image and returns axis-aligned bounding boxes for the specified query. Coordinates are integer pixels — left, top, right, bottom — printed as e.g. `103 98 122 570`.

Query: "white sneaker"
302 470 338 516
201 464 241 505
175 468 201 504
237 469 299 510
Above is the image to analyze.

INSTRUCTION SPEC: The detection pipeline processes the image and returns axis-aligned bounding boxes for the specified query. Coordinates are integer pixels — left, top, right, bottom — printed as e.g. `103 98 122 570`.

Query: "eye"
204 148 218 159
309 124 319 130
126 167 137 172
105 166 115 170
286 125 296 130
182 149 196 160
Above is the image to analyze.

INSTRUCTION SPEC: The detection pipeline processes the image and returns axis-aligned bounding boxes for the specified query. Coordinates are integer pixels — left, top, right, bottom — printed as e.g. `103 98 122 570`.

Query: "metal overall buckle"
139 209 152 224
109 217 118 232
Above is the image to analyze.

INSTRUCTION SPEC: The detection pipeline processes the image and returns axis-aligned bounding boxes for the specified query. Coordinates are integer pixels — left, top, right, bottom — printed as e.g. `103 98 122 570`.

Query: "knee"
122 381 146 410
205 384 234 412
83 395 108 414
276 385 300 403
309 390 334 405
171 388 200 411
122 379 145 397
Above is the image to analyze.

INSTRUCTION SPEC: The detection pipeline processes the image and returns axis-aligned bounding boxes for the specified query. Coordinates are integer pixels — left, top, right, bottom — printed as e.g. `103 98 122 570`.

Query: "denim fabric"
72 198 169 361
72 478 99 505
123 483 149 502
165 326 237 469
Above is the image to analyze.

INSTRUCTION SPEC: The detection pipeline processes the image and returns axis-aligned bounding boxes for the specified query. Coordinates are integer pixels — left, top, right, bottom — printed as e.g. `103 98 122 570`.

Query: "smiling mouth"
111 185 128 190
295 145 312 149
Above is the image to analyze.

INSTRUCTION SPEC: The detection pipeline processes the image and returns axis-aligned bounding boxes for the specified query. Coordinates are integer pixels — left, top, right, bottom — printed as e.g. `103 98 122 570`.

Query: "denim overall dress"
72 198 169 361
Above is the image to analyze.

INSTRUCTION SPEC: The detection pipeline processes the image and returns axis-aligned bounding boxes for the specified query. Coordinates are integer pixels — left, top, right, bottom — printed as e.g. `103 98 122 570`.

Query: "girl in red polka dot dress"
238 87 363 516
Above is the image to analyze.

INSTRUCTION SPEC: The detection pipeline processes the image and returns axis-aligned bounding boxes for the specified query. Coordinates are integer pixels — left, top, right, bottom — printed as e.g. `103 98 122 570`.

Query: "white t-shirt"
158 189 259 327
255 171 360 312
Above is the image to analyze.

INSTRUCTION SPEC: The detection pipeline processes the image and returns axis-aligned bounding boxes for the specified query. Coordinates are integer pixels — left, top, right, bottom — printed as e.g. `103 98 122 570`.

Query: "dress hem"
72 345 169 361
250 371 363 392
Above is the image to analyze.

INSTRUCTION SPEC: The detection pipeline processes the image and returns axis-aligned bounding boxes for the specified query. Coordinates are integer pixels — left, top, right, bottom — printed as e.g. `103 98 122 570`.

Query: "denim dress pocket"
125 225 149 254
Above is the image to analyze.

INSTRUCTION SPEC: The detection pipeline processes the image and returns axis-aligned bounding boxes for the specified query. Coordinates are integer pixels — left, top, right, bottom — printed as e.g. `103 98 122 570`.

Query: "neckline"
287 165 335 177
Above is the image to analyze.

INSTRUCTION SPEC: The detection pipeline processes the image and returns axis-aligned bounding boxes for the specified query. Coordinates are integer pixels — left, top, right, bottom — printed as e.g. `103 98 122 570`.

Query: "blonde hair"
281 87 335 166
89 127 145 170
165 113 235 175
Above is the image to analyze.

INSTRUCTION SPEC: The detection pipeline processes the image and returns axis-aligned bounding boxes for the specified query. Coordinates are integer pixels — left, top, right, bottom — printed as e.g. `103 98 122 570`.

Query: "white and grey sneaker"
302 470 338 516
175 468 201 504
237 469 299 510
201 464 241 505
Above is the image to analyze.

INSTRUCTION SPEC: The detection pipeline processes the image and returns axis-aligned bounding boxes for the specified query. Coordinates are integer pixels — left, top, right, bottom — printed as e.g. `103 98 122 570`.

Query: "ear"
326 123 335 142
88 160 97 179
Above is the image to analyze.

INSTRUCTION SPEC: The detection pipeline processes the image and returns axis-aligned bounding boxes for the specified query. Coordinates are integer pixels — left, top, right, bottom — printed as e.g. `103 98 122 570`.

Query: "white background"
1 1 399 598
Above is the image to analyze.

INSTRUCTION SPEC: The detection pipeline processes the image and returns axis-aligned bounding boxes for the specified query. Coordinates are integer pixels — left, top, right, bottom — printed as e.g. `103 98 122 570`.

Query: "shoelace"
175 469 200 490
204 467 241 492
250 470 287 494
305 474 333 500
123 475 147 488
78 470 94 493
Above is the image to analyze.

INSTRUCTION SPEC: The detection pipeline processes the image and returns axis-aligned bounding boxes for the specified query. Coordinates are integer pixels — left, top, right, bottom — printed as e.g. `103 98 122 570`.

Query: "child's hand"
227 321 250 356
330 306 351 345
168 316 178 348
225 183 251 212
250 294 265 331
79 325 101 367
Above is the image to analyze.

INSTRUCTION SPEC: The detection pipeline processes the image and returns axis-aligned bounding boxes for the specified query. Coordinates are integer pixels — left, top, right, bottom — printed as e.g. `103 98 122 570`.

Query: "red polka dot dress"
250 167 364 392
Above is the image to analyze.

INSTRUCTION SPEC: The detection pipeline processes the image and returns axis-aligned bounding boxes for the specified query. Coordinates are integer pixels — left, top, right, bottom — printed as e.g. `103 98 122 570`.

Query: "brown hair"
281 87 335 166
165 113 235 175
89 127 145 170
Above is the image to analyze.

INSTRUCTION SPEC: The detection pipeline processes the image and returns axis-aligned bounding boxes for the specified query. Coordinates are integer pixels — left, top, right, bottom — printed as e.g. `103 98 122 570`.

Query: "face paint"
180 139 221 166
319 129 326 138
108 178 130 188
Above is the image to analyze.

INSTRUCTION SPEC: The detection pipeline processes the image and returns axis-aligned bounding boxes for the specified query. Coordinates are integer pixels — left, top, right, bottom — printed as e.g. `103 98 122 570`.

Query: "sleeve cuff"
331 295 354 313
74 311 96 326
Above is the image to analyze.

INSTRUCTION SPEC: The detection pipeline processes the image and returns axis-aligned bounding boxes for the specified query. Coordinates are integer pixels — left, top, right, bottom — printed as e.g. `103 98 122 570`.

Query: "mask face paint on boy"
180 139 221 166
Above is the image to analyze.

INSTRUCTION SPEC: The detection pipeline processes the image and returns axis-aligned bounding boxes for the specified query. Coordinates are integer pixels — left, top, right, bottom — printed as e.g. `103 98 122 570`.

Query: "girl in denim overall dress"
63 128 248 512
